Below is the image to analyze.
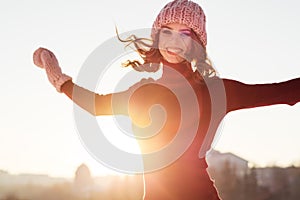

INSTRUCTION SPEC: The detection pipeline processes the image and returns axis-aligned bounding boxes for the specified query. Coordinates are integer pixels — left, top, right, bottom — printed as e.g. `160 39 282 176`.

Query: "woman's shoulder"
127 77 156 91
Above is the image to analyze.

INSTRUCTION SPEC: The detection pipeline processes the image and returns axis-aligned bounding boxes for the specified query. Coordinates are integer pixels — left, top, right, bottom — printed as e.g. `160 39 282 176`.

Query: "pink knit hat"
151 0 207 47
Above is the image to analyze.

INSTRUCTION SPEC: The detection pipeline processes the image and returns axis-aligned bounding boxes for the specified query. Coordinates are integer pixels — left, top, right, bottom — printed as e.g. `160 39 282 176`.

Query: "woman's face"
158 23 193 64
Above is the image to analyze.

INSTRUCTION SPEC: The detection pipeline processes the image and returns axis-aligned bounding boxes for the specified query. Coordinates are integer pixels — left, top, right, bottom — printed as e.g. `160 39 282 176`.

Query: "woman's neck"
161 59 194 77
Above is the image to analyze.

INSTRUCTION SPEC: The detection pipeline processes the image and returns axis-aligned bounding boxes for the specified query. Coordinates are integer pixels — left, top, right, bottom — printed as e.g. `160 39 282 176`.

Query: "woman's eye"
180 31 191 37
160 28 191 39
161 29 172 35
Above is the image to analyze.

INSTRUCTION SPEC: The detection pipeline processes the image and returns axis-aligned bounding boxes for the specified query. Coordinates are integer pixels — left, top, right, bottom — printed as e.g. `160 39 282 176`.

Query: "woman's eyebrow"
161 25 171 29
179 28 191 32
161 25 191 32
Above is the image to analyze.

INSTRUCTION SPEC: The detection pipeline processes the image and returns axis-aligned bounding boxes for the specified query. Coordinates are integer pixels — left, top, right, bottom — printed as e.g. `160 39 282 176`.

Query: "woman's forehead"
161 23 191 31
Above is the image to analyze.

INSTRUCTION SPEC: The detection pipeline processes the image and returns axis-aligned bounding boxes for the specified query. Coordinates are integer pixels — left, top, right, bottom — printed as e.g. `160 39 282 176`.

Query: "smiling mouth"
166 47 183 56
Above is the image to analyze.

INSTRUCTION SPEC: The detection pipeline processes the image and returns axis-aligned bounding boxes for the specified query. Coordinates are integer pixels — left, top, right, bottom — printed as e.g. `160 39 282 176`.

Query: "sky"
1 0 300 178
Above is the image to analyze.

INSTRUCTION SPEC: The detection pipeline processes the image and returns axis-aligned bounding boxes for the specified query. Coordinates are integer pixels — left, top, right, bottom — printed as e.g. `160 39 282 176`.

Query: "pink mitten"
33 47 72 92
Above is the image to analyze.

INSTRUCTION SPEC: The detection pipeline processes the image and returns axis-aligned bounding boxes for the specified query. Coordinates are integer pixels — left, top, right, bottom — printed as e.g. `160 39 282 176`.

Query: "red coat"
94 61 300 199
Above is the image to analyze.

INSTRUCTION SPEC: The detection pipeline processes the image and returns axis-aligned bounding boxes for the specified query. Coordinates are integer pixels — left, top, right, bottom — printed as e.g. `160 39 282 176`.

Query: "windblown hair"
116 28 217 79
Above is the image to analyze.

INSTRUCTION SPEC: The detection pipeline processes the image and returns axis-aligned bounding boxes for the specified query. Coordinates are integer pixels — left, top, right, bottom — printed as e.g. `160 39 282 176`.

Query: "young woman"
33 0 300 199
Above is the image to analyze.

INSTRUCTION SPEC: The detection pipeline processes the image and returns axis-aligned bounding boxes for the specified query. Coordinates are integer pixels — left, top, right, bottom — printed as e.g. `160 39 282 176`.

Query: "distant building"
0 172 66 187
254 166 299 193
73 163 94 198
0 170 8 174
206 149 249 177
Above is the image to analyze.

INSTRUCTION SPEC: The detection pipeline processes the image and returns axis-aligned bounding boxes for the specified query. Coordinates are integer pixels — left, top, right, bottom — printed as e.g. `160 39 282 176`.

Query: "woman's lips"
166 47 183 56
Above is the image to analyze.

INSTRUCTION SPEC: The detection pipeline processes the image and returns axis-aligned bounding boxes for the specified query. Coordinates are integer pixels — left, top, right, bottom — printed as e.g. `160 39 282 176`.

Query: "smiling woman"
30 0 300 199
158 24 193 63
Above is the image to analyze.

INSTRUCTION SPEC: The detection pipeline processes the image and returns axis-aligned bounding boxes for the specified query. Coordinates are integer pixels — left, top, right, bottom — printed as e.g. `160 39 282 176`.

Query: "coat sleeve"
94 91 129 115
94 78 154 116
223 78 300 113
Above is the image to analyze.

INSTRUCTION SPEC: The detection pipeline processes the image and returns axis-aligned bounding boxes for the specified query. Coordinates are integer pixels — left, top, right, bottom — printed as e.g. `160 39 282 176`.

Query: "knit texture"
151 0 207 47
33 48 72 92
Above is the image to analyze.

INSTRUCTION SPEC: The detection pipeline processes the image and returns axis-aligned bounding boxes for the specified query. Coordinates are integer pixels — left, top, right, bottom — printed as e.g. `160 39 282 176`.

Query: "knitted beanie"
151 0 207 47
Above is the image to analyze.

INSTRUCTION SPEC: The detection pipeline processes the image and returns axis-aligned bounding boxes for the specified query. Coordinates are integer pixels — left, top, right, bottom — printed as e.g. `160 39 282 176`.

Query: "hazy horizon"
1 0 300 178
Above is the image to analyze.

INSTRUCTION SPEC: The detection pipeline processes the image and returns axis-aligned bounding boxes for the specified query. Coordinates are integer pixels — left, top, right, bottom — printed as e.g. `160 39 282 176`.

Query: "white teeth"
166 47 182 54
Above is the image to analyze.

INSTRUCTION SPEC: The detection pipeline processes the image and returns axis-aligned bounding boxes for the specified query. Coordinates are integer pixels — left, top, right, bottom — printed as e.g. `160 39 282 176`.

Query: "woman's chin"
163 55 185 64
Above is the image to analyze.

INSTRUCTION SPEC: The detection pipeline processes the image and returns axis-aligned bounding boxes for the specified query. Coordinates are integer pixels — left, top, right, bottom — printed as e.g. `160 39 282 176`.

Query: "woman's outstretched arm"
61 80 129 116
224 78 300 113
33 47 128 116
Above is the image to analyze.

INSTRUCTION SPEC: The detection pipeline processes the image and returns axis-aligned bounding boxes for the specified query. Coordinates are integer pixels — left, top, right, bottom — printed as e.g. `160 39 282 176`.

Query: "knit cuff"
55 74 72 93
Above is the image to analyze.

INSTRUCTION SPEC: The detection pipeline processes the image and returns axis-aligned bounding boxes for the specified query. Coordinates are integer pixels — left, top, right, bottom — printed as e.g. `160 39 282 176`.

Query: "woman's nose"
168 32 185 45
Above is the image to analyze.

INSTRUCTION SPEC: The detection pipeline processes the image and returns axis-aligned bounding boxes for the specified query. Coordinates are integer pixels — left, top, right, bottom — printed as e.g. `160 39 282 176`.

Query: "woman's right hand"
33 47 72 92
